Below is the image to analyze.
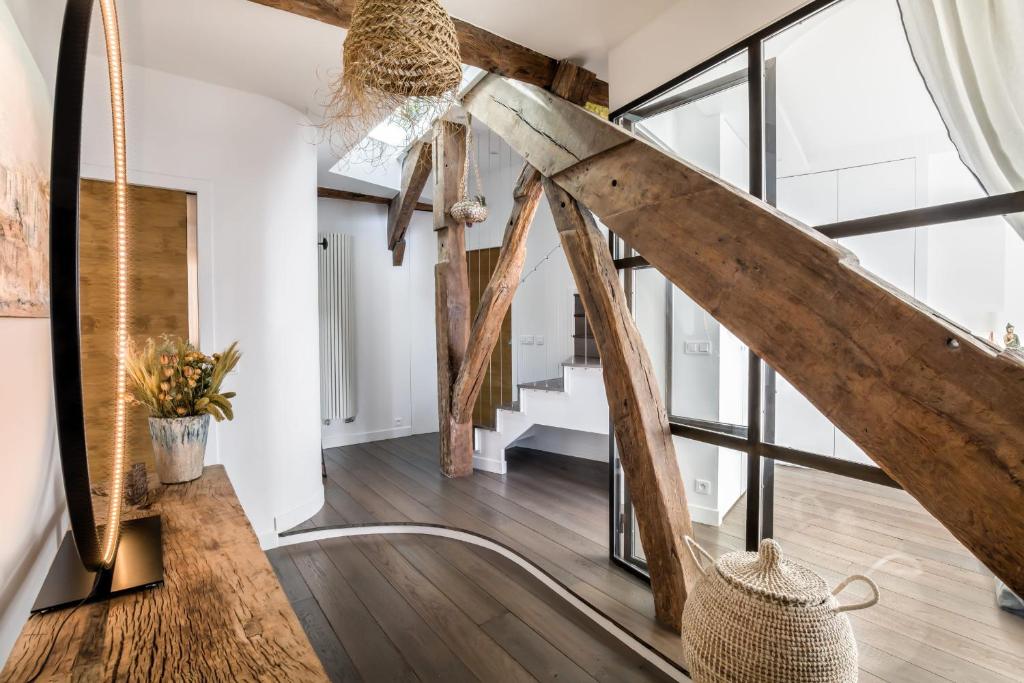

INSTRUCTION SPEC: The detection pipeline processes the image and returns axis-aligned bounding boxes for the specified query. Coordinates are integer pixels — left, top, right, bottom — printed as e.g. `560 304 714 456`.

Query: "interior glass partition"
609 8 1024 667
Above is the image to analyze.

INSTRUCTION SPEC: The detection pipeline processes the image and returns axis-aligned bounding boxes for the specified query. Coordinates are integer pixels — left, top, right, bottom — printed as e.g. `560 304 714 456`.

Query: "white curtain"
898 0 1024 237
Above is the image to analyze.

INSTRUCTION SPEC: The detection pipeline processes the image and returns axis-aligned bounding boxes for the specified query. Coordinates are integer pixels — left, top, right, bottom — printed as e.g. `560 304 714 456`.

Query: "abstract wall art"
0 8 51 318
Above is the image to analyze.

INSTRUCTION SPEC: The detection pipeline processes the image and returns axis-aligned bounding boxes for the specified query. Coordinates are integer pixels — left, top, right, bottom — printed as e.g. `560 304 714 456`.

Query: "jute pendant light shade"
325 0 463 155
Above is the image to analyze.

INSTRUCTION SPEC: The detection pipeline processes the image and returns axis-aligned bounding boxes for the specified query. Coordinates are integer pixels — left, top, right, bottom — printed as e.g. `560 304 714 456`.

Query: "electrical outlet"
535 335 545 346
394 417 403 424
695 479 711 495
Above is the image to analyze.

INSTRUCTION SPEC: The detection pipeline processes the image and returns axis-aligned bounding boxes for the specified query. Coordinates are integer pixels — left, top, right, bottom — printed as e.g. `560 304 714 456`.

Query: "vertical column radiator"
318 233 357 423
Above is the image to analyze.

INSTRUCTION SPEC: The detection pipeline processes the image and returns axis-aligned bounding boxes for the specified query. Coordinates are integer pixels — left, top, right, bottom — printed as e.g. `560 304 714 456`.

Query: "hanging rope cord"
458 116 486 203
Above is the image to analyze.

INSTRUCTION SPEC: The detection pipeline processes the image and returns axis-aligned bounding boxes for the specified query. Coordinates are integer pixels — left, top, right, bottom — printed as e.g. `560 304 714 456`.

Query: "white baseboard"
321 425 412 448
473 452 507 474
688 503 724 527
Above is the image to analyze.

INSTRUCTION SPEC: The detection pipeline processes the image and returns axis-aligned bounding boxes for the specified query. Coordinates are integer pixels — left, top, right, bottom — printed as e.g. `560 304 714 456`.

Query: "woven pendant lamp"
325 0 463 156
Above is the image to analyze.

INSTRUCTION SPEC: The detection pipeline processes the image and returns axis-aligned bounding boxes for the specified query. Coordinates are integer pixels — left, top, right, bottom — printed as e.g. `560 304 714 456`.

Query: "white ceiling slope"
8 0 675 117
7 0 675 193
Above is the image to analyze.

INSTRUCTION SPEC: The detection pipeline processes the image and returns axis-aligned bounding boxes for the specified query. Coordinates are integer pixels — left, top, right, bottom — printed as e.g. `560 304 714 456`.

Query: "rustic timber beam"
462 73 1024 597
544 179 698 632
318 186 431 212
433 121 473 477
451 61 595 423
246 0 609 107
388 142 433 264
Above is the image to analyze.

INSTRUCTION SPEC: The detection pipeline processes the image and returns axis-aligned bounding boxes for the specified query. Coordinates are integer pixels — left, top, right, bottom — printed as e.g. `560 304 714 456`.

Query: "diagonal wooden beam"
451 164 542 423
544 178 698 632
463 73 1024 597
450 61 595 424
246 0 609 107
388 141 433 264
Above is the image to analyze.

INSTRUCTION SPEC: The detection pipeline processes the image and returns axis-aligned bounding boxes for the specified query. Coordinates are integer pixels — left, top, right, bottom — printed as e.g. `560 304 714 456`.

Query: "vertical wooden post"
544 178 698 632
434 121 474 477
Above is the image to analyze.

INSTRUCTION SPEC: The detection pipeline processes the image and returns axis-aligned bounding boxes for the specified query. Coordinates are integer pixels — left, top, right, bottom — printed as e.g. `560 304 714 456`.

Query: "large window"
610 0 1024 677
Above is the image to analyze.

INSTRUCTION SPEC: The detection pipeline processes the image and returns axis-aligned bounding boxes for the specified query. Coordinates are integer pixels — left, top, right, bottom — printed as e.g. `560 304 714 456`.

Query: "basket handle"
831 574 879 613
684 536 714 576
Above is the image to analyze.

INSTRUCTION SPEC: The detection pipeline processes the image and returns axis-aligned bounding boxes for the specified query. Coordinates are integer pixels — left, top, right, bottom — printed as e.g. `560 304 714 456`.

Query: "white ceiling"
7 0 675 194
7 0 675 118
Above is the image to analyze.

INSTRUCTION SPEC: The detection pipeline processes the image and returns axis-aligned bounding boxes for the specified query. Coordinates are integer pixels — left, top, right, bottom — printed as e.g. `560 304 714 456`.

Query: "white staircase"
472 359 608 474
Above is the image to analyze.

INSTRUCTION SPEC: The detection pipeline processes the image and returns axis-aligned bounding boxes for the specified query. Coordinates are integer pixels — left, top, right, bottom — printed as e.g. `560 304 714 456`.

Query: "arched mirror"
32 0 163 613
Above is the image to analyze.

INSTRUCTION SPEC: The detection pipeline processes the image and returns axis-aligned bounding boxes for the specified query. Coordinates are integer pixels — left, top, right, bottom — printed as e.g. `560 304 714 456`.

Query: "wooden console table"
1 466 327 681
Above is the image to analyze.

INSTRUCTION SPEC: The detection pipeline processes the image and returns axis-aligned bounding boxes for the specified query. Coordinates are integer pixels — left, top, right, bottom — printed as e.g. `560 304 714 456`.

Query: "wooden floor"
272 433 1024 683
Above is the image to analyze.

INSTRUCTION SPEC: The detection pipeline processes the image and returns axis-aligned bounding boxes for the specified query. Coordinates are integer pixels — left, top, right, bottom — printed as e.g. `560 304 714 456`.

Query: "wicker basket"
682 537 878 683
450 198 488 224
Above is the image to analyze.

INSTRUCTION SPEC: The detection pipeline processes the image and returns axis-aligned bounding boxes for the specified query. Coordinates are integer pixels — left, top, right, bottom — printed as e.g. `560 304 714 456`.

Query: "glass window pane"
766 0 1020 228
632 52 748 189
769 465 1020 681
618 436 748 569
671 288 749 427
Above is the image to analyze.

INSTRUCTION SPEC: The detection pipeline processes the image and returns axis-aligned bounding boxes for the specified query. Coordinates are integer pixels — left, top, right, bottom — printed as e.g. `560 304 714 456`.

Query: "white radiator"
318 233 357 423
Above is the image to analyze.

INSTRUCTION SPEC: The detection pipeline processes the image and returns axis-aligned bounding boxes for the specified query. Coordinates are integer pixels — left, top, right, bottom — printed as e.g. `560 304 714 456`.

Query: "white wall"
317 199 438 446
78 62 324 544
0 2 66 664
608 0 810 110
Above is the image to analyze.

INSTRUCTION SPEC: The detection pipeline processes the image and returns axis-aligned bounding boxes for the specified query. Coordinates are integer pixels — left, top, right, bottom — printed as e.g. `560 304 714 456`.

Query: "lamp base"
31 515 163 613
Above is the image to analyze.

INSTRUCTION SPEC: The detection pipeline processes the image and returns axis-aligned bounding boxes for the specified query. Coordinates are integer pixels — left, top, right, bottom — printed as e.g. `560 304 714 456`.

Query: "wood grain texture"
544 180 697 632
464 247 513 429
467 73 1024 597
462 76 630 178
433 121 474 477
1 466 327 682
79 180 189 477
245 0 609 107
387 142 433 261
452 61 596 425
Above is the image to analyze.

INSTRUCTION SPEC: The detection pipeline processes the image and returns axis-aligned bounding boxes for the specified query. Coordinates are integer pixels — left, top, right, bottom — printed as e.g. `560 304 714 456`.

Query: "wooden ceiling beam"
463 72 1024 598
388 142 433 264
247 0 609 107
318 186 431 212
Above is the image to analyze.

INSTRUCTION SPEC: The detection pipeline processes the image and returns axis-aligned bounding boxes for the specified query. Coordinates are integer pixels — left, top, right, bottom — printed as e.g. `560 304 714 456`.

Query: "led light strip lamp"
33 0 163 613
98 0 128 569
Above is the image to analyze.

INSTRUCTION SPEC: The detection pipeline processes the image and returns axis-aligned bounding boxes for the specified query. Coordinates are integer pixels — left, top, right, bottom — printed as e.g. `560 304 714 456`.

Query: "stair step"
517 377 565 392
498 399 521 412
562 355 601 369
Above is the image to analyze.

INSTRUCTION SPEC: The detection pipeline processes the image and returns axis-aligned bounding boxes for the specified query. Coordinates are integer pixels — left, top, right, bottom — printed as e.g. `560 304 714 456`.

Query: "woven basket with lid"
682 537 878 683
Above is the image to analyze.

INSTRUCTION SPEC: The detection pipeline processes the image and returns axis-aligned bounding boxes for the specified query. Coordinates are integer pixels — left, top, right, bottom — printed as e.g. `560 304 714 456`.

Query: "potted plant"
127 336 241 484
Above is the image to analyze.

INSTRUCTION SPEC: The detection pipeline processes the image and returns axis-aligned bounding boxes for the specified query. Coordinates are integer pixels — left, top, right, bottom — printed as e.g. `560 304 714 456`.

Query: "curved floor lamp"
32 0 163 613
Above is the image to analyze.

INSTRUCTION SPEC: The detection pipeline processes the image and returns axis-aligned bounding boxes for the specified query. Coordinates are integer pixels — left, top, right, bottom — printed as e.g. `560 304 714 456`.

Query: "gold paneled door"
466 247 513 430
79 179 194 478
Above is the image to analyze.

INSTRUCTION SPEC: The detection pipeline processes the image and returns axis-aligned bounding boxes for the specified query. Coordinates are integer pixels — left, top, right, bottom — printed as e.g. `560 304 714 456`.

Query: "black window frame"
607 0 1024 573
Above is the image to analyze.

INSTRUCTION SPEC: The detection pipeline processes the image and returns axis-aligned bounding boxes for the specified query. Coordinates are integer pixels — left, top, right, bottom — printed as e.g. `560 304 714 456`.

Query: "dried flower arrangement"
126 336 241 421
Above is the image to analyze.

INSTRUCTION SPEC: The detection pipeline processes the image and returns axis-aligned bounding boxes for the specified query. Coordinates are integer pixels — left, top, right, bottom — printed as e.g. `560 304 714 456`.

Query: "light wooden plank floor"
277 433 1024 682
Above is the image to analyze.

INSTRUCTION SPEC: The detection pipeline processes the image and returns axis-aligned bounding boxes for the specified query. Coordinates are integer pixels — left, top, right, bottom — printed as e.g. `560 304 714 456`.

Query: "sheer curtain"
898 0 1024 237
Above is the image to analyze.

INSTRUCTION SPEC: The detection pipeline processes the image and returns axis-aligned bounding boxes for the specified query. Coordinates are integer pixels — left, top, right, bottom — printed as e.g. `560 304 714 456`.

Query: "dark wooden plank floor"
271 433 1024 683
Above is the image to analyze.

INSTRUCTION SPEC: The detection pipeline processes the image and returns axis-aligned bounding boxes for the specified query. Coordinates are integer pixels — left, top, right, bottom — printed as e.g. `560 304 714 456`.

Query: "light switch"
520 335 535 345
684 341 713 355
535 336 545 346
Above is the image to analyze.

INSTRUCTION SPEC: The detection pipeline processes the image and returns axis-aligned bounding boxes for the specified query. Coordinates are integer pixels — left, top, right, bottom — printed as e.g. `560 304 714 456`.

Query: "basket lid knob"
757 538 782 570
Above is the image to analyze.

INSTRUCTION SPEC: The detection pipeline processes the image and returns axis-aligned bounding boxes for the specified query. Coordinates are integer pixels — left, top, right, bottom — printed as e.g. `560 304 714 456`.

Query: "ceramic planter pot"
148 414 210 484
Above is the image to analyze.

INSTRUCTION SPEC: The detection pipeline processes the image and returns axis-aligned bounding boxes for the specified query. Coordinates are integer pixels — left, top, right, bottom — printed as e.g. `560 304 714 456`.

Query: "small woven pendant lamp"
325 0 463 155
